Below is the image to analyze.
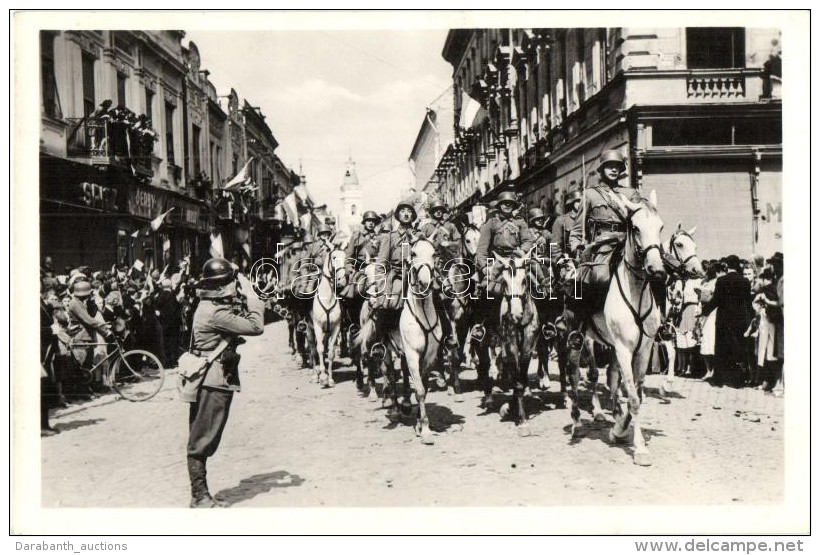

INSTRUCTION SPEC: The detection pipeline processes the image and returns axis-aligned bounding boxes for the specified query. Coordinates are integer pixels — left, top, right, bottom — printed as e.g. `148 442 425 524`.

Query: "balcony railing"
686 72 745 99
66 114 157 179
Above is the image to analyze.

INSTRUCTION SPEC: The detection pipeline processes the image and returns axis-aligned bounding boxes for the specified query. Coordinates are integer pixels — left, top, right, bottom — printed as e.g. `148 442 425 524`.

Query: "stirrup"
284 311 293 322
469 324 486 343
295 320 308 334
541 322 557 341
567 330 584 351
369 342 387 361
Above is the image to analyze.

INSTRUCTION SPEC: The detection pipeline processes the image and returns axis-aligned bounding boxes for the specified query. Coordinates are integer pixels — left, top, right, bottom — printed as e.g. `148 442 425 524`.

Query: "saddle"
565 237 624 312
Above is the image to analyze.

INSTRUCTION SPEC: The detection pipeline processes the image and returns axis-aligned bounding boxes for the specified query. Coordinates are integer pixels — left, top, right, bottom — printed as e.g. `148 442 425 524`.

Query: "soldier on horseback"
373 198 418 311
420 199 461 264
343 210 381 296
550 185 583 263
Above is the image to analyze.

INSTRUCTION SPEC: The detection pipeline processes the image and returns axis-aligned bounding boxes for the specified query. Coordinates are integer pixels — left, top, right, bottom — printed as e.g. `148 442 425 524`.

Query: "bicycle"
69 327 165 402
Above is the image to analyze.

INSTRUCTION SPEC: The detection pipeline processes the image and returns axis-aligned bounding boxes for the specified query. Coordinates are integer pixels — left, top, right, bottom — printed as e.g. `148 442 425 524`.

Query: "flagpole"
581 154 587 245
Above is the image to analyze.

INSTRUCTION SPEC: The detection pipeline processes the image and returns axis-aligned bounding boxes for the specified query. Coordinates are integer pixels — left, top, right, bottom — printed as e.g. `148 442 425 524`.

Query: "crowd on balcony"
76 100 159 172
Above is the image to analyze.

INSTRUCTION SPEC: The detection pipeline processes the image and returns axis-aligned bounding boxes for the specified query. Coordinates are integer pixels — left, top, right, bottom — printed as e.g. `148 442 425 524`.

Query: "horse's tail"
352 306 375 350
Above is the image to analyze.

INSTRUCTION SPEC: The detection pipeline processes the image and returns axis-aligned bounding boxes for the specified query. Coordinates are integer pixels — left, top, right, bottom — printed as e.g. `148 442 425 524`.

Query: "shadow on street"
215 471 305 506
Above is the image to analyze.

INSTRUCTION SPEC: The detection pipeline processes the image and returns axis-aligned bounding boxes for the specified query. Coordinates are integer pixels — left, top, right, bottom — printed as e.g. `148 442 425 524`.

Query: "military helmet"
564 187 583 207
596 150 627 173
200 257 235 287
429 199 446 213
72 280 93 298
394 198 417 221
361 210 380 223
497 191 518 207
316 223 333 237
527 207 546 224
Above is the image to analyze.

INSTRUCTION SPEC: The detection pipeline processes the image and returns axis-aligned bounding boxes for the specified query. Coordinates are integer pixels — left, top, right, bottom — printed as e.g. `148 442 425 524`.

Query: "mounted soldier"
420 199 462 264
372 198 418 311
342 210 381 300
550 185 583 264
303 224 334 273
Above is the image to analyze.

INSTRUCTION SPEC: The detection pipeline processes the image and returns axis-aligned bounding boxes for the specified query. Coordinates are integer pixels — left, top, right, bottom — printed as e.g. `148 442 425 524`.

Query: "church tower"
339 155 362 234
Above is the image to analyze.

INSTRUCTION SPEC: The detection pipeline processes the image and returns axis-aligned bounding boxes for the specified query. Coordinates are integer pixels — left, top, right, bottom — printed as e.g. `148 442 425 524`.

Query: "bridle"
664 230 699 279
622 207 663 278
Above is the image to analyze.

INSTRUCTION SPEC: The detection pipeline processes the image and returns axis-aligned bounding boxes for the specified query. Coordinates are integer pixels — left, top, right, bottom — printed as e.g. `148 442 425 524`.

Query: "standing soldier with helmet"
186 257 264 508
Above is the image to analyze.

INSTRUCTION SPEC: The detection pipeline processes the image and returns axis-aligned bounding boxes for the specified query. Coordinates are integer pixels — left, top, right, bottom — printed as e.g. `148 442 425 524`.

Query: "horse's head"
326 248 348 287
408 237 436 292
462 225 481 257
616 190 666 280
667 223 703 279
496 252 530 323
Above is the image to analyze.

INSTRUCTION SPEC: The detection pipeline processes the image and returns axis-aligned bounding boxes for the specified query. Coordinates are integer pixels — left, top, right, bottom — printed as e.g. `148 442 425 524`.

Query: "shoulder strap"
206 339 231 363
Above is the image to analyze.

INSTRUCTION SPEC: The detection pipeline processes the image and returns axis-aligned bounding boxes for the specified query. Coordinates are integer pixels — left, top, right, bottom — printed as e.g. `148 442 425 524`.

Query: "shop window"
651 117 781 147
686 28 745 70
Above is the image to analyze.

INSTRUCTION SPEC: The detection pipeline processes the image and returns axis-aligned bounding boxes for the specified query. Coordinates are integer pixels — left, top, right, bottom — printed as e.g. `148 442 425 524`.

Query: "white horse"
658 224 702 395
585 190 667 466
310 246 347 388
399 238 443 444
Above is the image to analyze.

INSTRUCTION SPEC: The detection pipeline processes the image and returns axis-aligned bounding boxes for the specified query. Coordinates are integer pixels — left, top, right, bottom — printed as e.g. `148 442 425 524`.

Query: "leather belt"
592 221 625 233
190 348 216 357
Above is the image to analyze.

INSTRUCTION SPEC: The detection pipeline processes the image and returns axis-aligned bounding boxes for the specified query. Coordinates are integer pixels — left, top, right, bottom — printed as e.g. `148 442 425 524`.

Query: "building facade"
438 27 782 258
408 88 455 198
40 31 304 272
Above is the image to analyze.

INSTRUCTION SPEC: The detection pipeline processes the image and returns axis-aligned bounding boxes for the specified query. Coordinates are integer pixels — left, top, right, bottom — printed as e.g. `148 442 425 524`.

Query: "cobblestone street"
41 321 785 509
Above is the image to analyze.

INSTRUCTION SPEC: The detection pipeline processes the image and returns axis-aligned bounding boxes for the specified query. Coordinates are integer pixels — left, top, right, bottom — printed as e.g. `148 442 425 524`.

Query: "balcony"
686 73 745 99
66 112 157 180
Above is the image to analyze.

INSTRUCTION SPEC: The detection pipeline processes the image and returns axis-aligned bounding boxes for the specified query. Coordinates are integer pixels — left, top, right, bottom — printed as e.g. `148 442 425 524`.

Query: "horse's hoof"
539 378 550 391
593 411 607 423
400 401 413 417
609 429 629 444
367 389 379 402
420 433 435 445
499 403 510 421
387 408 400 422
570 422 585 438
326 379 335 388
453 392 463 403
480 394 493 410
447 386 454 396
633 451 652 467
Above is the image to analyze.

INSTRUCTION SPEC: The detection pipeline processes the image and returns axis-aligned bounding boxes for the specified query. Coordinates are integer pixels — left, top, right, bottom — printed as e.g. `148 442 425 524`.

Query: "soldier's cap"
361 210 381 223
72 280 92 297
497 191 517 206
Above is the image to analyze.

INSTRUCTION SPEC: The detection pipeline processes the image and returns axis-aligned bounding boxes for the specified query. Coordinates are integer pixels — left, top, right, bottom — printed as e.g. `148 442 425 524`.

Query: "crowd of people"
668 252 785 394
39 255 199 435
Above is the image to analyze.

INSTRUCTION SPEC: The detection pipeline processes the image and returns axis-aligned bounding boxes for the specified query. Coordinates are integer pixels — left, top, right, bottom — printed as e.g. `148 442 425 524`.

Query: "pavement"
41 320 785 509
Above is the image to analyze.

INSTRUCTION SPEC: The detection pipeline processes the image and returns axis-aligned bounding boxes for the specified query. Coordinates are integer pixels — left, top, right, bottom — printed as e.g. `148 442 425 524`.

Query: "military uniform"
342 227 378 298
475 212 534 274
375 225 414 309
420 219 462 263
569 182 643 254
550 212 577 263
187 261 264 508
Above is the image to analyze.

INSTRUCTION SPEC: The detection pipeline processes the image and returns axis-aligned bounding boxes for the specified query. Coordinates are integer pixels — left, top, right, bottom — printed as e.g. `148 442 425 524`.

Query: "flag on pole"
151 208 175 232
282 191 299 225
224 156 254 190
209 232 225 259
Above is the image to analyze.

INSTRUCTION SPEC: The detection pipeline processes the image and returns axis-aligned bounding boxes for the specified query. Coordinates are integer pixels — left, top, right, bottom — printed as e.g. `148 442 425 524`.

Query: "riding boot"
188 456 223 508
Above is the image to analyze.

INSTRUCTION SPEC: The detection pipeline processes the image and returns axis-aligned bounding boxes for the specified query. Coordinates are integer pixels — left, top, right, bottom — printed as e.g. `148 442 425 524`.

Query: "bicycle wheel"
111 349 165 402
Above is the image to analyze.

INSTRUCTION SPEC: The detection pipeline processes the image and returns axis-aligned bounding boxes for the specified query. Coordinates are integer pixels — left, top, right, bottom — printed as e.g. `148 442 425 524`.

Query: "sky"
186 30 453 215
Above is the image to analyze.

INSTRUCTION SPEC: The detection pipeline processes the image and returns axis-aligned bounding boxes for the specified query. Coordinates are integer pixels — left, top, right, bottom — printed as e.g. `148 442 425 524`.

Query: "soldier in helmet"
550 185 583 264
420 199 461 264
186 258 264 508
344 210 381 287
569 149 643 257
303 224 334 272
374 198 418 310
